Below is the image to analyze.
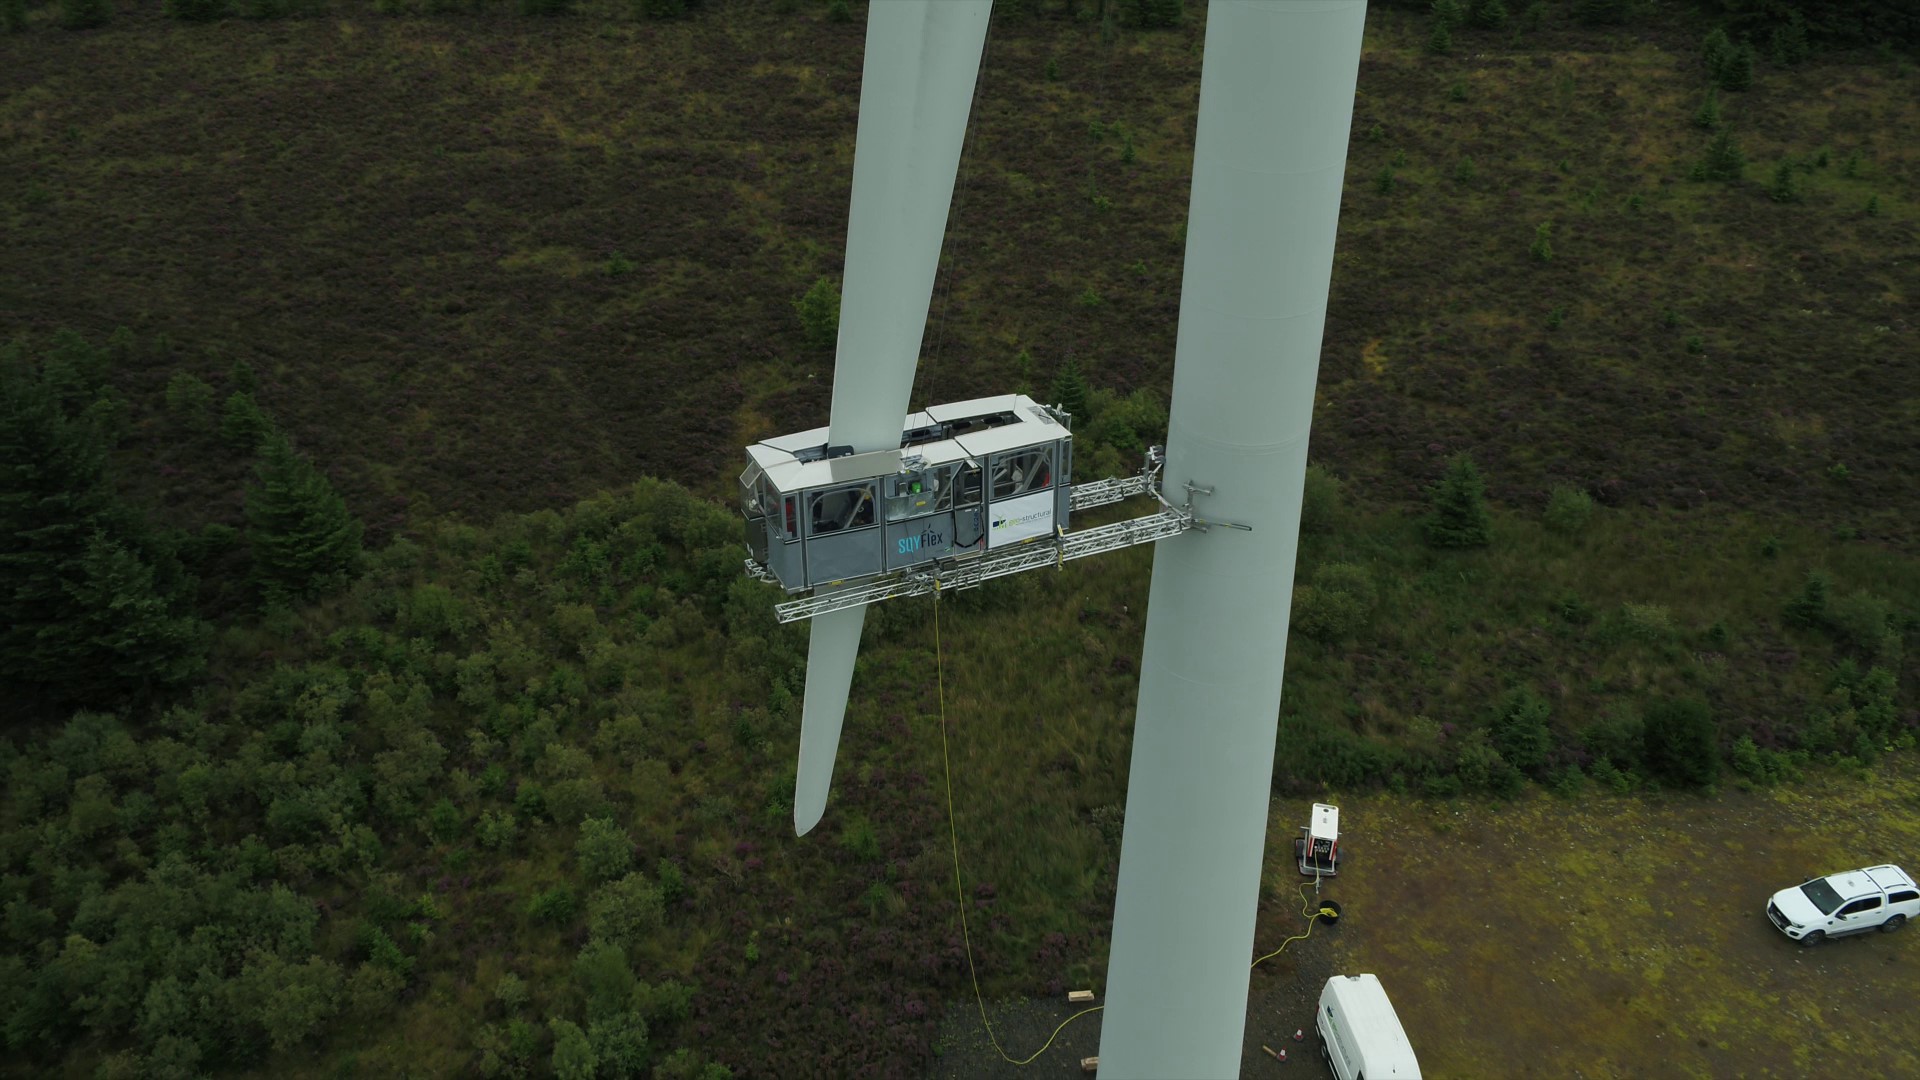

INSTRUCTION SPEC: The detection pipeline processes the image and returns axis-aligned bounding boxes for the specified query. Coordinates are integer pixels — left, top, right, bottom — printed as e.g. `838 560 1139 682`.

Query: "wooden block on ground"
1067 989 1096 1004
1079 1056 1099 1073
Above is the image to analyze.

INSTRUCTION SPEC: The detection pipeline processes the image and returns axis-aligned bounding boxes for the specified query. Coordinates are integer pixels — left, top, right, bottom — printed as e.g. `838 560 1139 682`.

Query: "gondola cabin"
741 394 1073 594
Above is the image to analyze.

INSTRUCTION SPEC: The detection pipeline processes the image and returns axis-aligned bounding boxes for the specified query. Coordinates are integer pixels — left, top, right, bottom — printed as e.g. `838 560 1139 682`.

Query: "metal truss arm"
765 506 1195 623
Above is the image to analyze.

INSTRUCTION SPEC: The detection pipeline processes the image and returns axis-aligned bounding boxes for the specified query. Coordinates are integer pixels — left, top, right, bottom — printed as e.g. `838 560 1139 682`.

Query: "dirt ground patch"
931 759 1920 1077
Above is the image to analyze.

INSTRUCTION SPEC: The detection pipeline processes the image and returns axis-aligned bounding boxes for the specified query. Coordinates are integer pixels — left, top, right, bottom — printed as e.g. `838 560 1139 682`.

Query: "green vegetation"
1423 453 1492 549
792 276 840 352
2 1 1916 1075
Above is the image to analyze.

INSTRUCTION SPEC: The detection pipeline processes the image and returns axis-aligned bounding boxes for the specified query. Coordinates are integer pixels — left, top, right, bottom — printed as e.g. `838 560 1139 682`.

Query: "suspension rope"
936 582 1103 1065
934 585 1333 1065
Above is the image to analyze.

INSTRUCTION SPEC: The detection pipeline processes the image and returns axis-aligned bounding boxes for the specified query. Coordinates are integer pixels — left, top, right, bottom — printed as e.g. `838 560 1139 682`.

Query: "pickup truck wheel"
1880 915 1907 934
1800 930 1826 947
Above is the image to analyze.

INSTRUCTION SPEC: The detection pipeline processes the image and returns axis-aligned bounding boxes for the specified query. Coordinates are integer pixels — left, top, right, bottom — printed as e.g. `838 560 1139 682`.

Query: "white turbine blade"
794 0 990 837
794 604 864 837
827 0 991 450
1099 2 1369 1077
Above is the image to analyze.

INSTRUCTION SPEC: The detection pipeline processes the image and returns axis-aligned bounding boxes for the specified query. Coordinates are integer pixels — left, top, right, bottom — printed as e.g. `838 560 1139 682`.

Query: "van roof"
1322 975 1421 1077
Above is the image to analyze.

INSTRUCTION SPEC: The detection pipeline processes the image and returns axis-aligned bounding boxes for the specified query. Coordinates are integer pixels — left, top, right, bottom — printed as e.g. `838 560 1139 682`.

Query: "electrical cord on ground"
935 583 1103 1065
1250 881 1341 970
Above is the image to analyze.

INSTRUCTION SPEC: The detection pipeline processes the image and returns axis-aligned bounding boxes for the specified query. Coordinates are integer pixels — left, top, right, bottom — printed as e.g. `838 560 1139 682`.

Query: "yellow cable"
1250 881 1338 969
936 583 1103 1065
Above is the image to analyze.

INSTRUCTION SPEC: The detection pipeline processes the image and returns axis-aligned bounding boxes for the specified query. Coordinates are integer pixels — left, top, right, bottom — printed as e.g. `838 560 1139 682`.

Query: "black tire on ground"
1880 914 1907 934
1318 900 1343 923
1800 930 1826 947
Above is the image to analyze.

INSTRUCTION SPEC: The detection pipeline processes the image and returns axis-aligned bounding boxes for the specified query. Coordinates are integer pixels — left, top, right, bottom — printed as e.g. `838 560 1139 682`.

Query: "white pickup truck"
1766 864 1920 946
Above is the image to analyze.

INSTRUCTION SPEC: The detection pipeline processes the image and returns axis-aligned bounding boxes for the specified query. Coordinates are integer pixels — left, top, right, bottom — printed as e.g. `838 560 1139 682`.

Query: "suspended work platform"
745 444 1237 624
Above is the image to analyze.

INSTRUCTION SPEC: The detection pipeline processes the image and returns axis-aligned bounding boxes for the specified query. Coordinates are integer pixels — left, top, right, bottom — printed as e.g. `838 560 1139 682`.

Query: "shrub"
520 0 570 13
1529 221 1553 262
587 872 665 949
1291 586 1368 643
1423 453 1491 549
495 972 529 1011
527 886 578 925
1083 388 1165 458
1123 0 1180 29
1542 485 1593 534
476 809 519 850
1425 17 1452 55
1292 562 1376 642
1574 0 1627 24
426 798 463 843
1825 589 1896 660
60 0 111 29
1618 602 1675 643
1642 698 1718 787
576 816 635 884
551 1018 598 1080
1489 687 1551 775
1300 464 1343 533
1582 705 1644 771
1470 0 1506 30
3 0 25 31
1782 569 1829 628
1729 735 1801 786
1768 160 1801 203
825 0 848 23
164 372 217 429
637 0 682 18
165 0 228 19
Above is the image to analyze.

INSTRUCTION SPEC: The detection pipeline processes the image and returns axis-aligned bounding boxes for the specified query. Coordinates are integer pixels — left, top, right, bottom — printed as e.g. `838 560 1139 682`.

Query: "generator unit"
1296 802 1340 877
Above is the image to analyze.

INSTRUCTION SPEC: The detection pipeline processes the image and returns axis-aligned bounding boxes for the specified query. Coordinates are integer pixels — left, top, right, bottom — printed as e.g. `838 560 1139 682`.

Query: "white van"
1316 974 1421 1080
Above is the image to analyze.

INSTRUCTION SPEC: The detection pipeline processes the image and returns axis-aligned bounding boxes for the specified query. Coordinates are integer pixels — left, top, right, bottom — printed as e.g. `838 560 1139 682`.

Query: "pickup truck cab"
1766 864 1920 946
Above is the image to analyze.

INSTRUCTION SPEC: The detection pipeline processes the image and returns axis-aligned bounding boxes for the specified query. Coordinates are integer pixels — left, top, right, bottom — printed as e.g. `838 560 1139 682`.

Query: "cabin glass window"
738 463 765 517
990 447 1054 501
951 464 983 507
783 496 797 537
1839 896 1882 915
809 483 876 534
1891 890 1920 904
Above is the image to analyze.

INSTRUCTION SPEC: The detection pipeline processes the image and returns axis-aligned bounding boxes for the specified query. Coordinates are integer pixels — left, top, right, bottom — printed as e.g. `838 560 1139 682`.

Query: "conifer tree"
59 0 110 29
1700 129 1746 182
1693 86 1721 130
244 433 364 606
55 531 207 703
2 352 203 707
1049 355 1091 424
1423 452 1492 549
221 391 276 451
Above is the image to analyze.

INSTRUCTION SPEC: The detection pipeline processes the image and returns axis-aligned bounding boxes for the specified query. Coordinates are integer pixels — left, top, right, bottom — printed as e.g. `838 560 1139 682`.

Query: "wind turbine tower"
1098 2 1368 1075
